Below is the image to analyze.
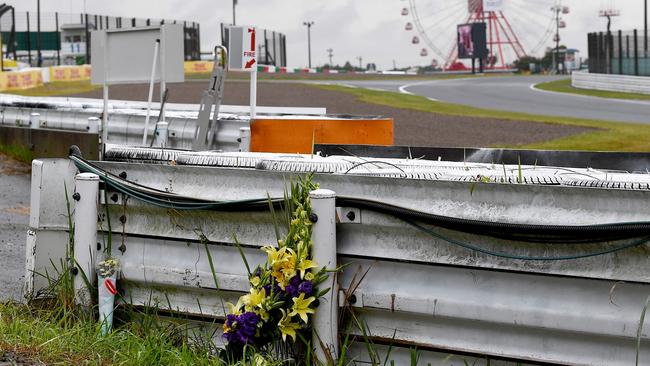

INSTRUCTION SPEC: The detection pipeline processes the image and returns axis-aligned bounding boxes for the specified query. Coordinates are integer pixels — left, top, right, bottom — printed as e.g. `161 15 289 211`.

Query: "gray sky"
5 0 646 69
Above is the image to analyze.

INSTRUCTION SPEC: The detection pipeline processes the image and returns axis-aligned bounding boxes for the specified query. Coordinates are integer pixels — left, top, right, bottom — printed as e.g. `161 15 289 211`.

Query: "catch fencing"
588 29 650 76
25 154 650 365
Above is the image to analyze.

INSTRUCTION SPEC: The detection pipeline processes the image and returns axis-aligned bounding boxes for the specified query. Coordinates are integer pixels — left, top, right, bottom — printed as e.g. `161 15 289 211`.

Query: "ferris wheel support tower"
443 3 527 71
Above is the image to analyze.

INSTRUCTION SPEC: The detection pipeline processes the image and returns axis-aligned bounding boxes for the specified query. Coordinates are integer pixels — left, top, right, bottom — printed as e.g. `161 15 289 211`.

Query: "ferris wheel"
401 0 565 70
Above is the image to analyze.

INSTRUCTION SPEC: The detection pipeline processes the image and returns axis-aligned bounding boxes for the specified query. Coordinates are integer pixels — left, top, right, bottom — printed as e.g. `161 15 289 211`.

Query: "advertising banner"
184 61 214 74
0 69 44 91
49 65 92 82
457 23 488 59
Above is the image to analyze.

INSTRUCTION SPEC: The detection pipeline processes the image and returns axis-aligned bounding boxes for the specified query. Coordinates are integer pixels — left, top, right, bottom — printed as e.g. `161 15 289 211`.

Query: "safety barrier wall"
572 70 650 94
26 158 650 365
0 68 43 91
48 65 92 82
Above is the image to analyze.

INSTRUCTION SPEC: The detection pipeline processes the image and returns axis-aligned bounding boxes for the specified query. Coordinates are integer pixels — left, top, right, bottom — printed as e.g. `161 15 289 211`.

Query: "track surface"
337 75 650 124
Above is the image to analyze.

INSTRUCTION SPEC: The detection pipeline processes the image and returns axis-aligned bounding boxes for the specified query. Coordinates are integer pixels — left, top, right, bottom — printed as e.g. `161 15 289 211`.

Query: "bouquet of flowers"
223 177 330 353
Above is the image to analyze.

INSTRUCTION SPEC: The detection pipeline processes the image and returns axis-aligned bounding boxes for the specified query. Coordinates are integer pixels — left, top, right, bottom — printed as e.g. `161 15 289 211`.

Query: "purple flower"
285 276 302 297
298 280 313 295
223 312 260 345
263 282 283 298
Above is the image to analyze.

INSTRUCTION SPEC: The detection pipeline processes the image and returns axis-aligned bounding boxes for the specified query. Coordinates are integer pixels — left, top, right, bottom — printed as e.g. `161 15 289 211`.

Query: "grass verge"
0 143 34 164
535 78 650 101
7 81 101 97
0 302 231 365
312 84 650 152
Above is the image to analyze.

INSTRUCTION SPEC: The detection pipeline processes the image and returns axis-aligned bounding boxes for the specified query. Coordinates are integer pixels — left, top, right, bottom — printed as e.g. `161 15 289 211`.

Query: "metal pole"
36 0 41 67
635 29 640 76
11 8 16 61
85 14 90 63
55 12 61 65
555 8 560 73
143 40 160 146
233 0 236 25
303 21 314 68
645 0 648 57
26 12 32 66
619 30 624 75
308 26 312 68
73 172 100 306
310 189 339 362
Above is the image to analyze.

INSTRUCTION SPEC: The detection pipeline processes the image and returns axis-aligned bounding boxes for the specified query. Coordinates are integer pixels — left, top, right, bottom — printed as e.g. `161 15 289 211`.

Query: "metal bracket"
193 45 228 151
336 207 361 224
99 190 124 205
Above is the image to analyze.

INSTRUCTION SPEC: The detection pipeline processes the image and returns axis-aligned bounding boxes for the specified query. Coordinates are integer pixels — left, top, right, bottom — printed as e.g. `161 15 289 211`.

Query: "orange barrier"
0 69 44 91
250 117 394 154
49 65 91 82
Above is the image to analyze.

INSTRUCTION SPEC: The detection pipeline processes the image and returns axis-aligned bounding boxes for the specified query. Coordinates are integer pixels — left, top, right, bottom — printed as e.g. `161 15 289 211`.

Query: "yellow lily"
242 287 266 311
262 246 289 270
297 258 318 279
250 276 261 287
225 297 244 316
278 309 300 342
289 293 316 323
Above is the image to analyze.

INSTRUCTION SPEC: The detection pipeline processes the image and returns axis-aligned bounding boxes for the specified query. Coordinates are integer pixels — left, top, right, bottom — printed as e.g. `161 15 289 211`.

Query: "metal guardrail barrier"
0 94 328 151
572 70 650 95
25 154 650 365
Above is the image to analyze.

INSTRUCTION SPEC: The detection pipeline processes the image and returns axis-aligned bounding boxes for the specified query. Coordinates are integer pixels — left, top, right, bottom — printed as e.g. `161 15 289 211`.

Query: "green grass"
535 78 650 101
7 81 100 97
312 84 650 152
0 143 34 164
0 302 239 365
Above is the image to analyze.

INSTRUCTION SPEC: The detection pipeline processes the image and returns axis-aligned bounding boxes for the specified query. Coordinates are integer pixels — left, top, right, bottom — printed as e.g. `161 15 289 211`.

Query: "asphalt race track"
338 75 650 124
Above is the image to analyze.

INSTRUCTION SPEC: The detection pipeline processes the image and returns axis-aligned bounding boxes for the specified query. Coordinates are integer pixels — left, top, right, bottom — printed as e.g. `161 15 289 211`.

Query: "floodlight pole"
233 0 237 25
303 21 314 68
36 0 41 67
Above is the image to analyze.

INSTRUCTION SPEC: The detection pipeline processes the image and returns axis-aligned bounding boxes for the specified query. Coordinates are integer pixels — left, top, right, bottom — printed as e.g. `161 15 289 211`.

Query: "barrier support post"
310 189 338 362
30 113 40 129
239 127 251 152
153 121 169 147
73 172 100 306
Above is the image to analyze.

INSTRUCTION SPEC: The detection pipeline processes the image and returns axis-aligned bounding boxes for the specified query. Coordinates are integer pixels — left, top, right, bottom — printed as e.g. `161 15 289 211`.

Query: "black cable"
336 196 650 244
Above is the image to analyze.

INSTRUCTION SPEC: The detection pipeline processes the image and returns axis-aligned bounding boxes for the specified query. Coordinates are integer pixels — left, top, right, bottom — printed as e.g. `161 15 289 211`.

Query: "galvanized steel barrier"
0 94 327 151
25 157 650 365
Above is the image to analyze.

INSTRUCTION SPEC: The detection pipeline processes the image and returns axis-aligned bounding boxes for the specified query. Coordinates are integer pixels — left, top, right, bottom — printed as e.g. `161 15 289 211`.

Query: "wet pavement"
0 154 30 302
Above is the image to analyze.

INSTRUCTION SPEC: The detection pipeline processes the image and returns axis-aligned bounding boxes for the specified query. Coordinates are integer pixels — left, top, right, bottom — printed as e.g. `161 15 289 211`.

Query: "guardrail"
26 156 650 365
572 70 650 95
0 94 327 151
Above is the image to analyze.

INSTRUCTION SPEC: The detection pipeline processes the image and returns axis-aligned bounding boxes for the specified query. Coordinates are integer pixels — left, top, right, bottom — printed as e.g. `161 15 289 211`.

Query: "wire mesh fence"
589 30 650 76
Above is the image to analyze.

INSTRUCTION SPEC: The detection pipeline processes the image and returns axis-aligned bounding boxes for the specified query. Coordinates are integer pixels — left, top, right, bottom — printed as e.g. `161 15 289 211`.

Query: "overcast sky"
5 0 647 69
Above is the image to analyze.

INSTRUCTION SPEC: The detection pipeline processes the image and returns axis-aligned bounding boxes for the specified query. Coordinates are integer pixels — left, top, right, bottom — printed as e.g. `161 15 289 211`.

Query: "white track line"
529 82 650 106
398 80 442 101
